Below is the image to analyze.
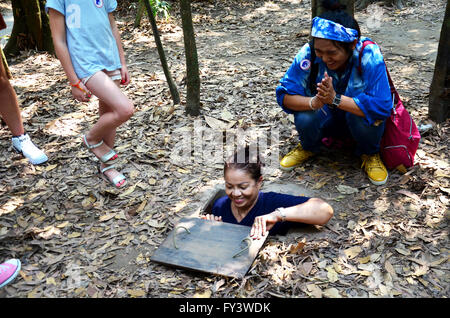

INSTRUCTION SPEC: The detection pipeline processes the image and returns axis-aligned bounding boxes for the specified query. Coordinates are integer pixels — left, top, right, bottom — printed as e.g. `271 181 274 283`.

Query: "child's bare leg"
84 72 133 187
83 71 134 161
0 61 24 136
97 79 125 186
97 80 120 148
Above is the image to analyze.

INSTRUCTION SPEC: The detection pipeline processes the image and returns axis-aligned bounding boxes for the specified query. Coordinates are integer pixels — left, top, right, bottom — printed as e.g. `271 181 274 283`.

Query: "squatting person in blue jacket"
276 0 392 185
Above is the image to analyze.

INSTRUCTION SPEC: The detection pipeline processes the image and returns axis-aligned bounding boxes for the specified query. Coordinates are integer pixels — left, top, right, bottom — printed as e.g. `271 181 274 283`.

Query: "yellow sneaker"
280 143 314 171
361 153 388 185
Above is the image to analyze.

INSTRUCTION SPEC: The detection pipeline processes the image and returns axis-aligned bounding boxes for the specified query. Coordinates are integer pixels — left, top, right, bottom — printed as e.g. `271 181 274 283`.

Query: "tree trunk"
4 0 54 57
311 0 355 19
134 0 146 28
180 0 201 116
428 0 450 123
143 0 180 105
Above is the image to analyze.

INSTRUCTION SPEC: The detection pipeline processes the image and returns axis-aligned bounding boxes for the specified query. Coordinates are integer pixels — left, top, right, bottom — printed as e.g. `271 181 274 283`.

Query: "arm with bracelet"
250 198 333 239
48 9 91 102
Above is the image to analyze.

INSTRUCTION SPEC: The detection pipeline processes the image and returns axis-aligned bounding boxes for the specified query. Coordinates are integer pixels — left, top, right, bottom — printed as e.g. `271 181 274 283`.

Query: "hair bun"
322 0 346 11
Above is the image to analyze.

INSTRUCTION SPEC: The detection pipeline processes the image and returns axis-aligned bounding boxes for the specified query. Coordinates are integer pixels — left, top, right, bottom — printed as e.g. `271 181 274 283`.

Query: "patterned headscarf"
311 17 358 43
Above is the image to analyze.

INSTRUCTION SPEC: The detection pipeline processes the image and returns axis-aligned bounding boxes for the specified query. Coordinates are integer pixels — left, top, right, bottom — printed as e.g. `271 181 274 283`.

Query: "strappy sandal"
83 135 118 165
99 164 127 188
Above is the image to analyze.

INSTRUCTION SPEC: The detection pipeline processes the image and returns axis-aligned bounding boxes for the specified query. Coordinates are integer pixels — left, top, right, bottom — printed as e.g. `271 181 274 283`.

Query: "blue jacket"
276 37 393 125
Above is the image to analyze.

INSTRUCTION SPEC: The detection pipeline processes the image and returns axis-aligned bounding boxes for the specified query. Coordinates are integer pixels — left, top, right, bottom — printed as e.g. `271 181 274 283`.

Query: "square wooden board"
150 217 268 279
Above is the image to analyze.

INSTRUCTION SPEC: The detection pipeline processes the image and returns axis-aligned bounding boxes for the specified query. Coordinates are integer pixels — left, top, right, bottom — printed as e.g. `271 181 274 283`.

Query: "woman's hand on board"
199 214 223 222
250 212 278 239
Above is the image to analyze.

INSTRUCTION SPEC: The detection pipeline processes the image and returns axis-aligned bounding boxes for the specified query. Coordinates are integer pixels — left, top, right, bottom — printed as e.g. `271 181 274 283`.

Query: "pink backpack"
359 41 421 170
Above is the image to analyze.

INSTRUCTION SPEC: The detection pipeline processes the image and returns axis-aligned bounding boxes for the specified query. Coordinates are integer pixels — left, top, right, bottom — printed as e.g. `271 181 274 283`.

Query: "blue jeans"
293 106 385 156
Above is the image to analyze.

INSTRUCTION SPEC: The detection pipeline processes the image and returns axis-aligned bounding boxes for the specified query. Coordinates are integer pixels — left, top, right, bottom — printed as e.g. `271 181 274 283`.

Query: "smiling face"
313 38 356 71
224 168 262 211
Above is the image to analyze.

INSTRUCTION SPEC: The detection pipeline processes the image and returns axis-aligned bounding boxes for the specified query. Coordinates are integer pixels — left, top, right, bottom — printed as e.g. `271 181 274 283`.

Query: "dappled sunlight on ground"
0 0 448 298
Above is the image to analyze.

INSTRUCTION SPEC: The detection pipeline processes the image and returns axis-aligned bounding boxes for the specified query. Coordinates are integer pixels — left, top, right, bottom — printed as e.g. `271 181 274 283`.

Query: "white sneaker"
11 134 48 165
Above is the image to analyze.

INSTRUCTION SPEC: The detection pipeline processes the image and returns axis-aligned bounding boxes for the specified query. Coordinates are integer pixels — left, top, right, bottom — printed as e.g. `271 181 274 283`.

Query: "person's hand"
199 214 222 222
71 81 91 102
311 94 325 110
250 212 278 240
316 72 336 105
120 65 130 86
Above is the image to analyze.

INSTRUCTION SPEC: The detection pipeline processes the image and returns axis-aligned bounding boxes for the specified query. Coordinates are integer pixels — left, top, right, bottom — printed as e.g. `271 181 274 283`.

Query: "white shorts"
82 69 122 85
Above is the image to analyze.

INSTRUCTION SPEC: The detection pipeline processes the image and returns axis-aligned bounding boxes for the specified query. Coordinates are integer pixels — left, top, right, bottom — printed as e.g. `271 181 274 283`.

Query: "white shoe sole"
368 172 388 186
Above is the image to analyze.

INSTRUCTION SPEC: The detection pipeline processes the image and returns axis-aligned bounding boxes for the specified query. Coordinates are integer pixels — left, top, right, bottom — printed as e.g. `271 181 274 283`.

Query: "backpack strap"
358 40 375 75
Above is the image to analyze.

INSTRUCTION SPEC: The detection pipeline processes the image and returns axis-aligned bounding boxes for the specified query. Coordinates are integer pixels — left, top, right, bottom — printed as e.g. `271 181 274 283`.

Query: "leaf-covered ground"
0 0 448 298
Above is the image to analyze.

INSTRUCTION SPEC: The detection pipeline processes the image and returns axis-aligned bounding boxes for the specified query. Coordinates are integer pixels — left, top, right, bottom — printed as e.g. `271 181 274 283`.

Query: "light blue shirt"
276 37 393 125
46 0 122 79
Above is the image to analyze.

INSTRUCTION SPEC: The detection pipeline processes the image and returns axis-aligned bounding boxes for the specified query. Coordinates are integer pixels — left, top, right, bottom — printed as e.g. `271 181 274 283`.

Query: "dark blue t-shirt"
211 191 310 235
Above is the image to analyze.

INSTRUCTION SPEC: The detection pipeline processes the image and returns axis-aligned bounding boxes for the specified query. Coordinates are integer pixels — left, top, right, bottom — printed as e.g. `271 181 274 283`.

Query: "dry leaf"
27 288 39 298
118 184 137 197
301 262 313 275
35 226 61 239
336 185 358 194
148 220 165 228
412 265 429 277
395 247 411 256
127 289 146 297
99 213 116 222
45 164 58 171
19 271 32 282
323 287 341 298
56 221 70 228
313 180 327 189
68 232 81 238
307 284 322 298
204 115 235 130
356 270 372 276
81 195 96 208
194 289 212 298
289 238 306 254
220 109 234 121
36 272 46 281
344 246 362 259
358 255 371 264
385 260 397 278
326 266 339 283
396 190 420 201
136 200 147 213
431 257 448 266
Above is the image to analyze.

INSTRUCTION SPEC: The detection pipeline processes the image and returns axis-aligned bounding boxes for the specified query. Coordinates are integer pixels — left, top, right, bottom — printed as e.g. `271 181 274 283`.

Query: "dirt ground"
0 0 448 298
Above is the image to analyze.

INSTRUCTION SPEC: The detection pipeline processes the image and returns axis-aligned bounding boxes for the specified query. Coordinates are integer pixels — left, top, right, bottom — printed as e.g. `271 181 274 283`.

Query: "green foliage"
148 0 172 21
